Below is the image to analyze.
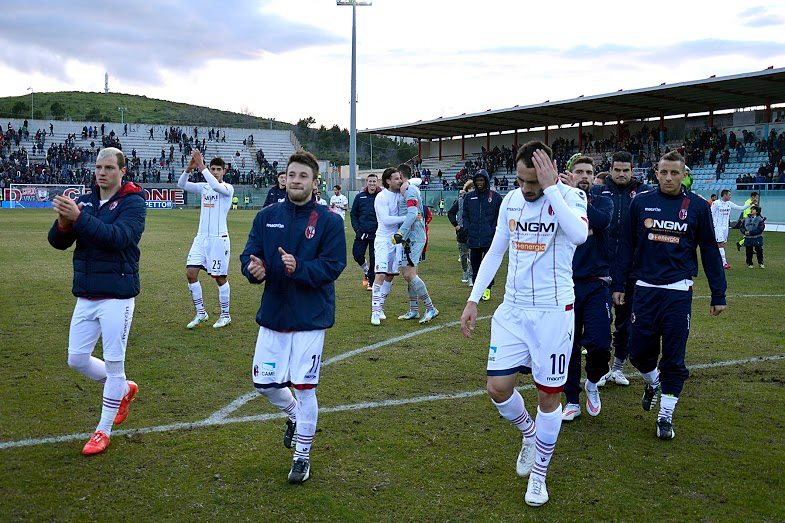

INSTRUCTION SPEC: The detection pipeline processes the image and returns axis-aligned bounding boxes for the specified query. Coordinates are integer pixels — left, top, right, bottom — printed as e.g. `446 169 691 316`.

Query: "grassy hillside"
0 91 285 129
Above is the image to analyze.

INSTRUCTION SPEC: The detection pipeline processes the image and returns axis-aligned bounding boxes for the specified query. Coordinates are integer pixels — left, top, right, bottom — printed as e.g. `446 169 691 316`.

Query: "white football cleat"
604 369 630 386
397 311 419 320
585 383 601 416
371 312 381 326
562 403 581 421
187 313 209 329
525 475 549 506
213 315 231 329
419 308 439 324
379 310 387 320
516 437 536 477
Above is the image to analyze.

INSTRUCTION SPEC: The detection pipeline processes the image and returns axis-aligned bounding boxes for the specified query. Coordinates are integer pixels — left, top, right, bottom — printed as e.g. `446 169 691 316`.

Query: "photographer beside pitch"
48 147 146 456
240 150 346 484
611 150 726 440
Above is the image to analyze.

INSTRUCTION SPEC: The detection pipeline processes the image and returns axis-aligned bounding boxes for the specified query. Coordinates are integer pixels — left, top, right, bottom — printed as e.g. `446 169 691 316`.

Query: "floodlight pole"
337 0 371 188
118 106 127 124
27 87 33 120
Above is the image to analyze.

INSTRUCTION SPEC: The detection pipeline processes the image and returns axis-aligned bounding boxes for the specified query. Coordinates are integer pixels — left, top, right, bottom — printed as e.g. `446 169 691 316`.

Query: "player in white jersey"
461 142 588 507
710 189 749 269
329 184 348 220
178 150 235 329
371 168 405 325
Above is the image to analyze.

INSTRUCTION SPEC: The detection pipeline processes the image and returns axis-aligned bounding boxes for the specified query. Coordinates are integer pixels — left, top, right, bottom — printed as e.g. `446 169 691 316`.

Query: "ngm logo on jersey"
508 220 556 233
644 218 685 244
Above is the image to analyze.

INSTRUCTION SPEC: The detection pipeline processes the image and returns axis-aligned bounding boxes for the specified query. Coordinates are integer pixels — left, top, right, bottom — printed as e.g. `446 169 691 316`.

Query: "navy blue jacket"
263 185 288 207
350 186 380 238
462 171 503 249
572 193 613 280
611 188 727 306
48 182 147 299
592 177 652 258
240 198 347 331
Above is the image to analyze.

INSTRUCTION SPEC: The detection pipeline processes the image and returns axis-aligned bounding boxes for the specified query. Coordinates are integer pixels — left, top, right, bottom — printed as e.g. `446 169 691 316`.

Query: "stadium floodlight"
26 87 33 120
337 0 372 189
118 106 127 124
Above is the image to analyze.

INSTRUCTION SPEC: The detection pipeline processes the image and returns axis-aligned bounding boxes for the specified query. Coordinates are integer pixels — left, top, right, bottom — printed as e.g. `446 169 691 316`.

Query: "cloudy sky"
1 0 784 130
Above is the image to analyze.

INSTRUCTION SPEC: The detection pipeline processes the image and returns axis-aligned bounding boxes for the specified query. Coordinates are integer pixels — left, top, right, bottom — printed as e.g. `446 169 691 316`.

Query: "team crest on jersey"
305 225 316 239
679 208 688 220
109 201 118 210
630 191 637 199
548 205 554 216
253 365 259 377
305 210 319 239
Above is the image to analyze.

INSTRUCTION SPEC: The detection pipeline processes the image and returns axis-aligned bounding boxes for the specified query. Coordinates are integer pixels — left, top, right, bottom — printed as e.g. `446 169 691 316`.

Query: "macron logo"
266 223 284 228
644 207 662 212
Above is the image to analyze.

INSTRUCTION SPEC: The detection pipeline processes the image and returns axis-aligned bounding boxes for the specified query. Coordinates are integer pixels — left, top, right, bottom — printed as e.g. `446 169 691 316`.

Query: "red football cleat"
82 430 110 456
114 381 138 425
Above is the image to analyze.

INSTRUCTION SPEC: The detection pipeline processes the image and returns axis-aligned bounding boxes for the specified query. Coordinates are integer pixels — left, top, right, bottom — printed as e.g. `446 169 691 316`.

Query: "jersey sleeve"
398 187 419 239
201 168 232 197
545 184 588 246
177 172 204 193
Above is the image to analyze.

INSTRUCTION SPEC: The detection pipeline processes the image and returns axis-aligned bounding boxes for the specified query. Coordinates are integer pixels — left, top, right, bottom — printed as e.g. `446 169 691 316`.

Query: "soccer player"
240 150 346 484
710 189 750 269
329 184 348 220
461 142 588 506
559 156 613 421
592 151 652 386
463 169 503 301
314 189 327 206
393 164 439 324
612 150 726 440
350 173 380 290
178 150 234 329
371 168 406 325
48 147 146 455
447 181 474 286
264 172 287 207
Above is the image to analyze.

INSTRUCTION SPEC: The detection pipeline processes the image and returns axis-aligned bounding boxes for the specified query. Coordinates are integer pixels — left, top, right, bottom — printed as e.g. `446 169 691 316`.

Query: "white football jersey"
329 193 348 219
179 169 234 237
469 184 588 309
711 199 747 231
374 188 404 237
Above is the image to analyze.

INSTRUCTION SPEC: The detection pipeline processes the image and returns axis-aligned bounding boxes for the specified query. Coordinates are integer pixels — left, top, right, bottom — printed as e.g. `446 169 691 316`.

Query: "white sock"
380 280 392 308
492 390 536 439
218 281 230 316
659 394 678 420
68 353 107 383
97 360 128 435
293 388 318 460
372 283 382 313
719 247 727 265
189 281 206 315
612 357 625 372
360 261 369 274
532 406 563 481
411 276 434 312
258 387 297 422
641 368 660 387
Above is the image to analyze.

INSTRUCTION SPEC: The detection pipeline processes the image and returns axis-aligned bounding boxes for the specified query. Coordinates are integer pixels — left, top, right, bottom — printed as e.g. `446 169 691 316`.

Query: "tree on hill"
85 107 101 121
11 101 26 118
50 102 65 118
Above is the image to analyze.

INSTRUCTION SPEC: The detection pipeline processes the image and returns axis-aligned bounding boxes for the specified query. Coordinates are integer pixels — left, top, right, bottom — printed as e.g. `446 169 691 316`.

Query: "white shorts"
252 327 325 388
487 302 574 390
187 235 230 276
374 236 401 275
68 297 135 361
714 226 728 244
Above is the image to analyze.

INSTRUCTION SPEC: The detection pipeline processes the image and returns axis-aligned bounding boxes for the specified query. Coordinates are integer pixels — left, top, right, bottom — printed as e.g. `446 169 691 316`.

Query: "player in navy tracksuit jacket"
349 174 381 287
592 154 653 383
462 169 503 296
239 151 346 484
611 151 726 440
263 172 289 207
562 157 614 419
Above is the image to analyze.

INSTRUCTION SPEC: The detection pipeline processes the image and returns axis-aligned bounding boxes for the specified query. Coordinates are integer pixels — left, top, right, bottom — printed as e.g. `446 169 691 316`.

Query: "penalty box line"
1 353 783 451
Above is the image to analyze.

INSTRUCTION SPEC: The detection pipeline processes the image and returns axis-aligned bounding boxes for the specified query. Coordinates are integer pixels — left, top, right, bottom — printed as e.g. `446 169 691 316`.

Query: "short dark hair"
366 173 378 179
333 184 341 190
571 155 594 169
750 204 761 213
397 163 413 179
287 150 319 180
659 150 685 167
611 151 633 165
710 193 717 198
210 157 225 169
381 167 398 189
751 191 759 197
721 189 730 197
515 140 552 168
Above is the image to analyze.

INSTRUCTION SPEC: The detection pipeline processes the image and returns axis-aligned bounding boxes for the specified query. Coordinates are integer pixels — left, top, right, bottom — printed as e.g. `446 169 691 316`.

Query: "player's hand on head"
460 302 479 338
532 149 558 189
559 171 576 187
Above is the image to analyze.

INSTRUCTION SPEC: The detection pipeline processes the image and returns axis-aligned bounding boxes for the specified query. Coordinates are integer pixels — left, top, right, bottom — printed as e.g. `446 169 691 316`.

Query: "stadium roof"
366 67 785 140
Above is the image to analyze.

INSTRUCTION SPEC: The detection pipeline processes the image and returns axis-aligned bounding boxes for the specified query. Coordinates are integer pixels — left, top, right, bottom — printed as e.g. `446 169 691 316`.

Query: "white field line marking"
1 354 783 451
205 315 494 422
694 294 785 299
